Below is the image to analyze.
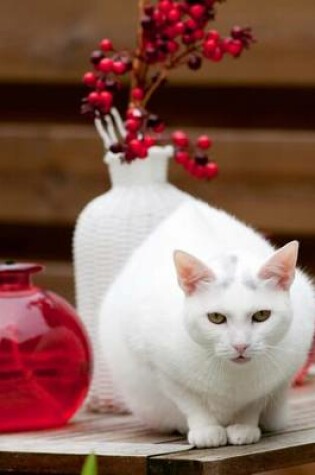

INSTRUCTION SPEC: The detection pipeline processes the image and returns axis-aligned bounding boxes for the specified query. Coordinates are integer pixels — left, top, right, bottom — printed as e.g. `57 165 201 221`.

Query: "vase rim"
0 262 44 275
104 144 174 165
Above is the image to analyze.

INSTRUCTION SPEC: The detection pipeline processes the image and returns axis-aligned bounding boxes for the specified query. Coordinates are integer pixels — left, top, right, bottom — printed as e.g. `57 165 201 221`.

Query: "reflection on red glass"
0 262 92 432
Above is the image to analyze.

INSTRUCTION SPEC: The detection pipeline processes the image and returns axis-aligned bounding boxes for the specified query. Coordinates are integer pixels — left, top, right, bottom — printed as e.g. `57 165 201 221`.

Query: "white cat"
99 201 315 448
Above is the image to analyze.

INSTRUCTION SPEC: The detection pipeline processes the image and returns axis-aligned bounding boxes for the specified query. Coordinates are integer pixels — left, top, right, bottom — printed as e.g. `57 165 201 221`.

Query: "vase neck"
0 263 43 293
106 146 172 187
0 273 32 292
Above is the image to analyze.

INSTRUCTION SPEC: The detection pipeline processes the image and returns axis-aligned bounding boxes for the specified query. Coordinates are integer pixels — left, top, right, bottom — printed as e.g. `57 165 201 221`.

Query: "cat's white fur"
99 201 315 448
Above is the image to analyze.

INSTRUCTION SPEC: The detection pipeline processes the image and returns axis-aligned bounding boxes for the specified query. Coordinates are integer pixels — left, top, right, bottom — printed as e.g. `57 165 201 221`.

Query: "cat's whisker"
264 345 303 356
263 352 287 382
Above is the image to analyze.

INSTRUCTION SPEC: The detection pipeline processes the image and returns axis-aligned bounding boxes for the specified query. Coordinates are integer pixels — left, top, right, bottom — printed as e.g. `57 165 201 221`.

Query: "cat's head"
173 241 298 364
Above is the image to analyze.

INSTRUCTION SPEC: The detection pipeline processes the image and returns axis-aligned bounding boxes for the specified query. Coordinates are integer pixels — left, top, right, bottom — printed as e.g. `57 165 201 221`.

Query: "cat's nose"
233 343 249 355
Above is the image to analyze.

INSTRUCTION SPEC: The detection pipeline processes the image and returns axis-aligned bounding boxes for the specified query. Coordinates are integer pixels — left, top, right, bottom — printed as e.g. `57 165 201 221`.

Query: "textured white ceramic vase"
73 145 195 412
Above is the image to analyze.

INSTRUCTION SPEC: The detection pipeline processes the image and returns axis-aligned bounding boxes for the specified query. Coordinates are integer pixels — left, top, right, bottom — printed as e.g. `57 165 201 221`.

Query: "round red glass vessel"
0 262 92 432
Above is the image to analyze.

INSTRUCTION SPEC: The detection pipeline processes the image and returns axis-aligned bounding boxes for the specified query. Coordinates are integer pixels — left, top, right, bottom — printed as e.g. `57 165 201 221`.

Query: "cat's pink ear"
258 241 299 290
173 250 215 295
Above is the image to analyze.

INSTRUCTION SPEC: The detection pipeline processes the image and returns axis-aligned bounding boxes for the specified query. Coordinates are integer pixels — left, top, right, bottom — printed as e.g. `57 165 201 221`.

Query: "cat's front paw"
188 425 227 448
227 424 261 445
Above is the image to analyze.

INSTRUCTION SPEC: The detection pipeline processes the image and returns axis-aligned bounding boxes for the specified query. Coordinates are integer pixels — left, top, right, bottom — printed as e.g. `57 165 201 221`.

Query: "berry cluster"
82 0 254 180
82 39 131 115
173 131 218 179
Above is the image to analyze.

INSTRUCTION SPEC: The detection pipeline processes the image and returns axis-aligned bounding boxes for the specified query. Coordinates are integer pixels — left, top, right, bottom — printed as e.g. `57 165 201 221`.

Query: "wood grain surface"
1 122 315 235
0 377 315 475
1 0 315 85
150 378 315 474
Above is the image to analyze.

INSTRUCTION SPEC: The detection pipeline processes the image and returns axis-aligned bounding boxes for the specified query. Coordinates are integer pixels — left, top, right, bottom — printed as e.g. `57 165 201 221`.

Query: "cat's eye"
252 310 271 323
207 312 227 325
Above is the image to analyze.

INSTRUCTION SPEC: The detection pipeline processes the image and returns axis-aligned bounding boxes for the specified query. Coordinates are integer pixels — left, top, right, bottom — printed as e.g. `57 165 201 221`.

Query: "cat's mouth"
231 356 251 364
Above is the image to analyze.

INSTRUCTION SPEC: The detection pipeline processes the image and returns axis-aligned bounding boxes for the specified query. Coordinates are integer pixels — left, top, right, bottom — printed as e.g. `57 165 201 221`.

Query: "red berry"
87 91 99 105
112 61 127 74
125 119 141 132
105 78 119 91
172 130 189 147
143 135 157 148
175 150 190 165
168 8 181 22
110 143 124 154
133 108 143 119
152 9 165 25
125 148 136 161
129 139 144 156
131 87 145 101
99 91 113 111
122 56 132 71
184 159 197 175
211 47 224 62
164 26 177 38
141 15 154 29
99 58 113 73
203 39 217 56
126 108 134 119
153 122 165 133
188 54 202 70
206 30 220 42
182 34 194 45
195 153 209 165
126 108 142 120
197 135 213 150
174 21 185 35
158 0 173 13
231 26 243 40
177 1 188 13
100 38 113 52
138 146 148 159
194 165 207 179
90 50 104 65
83 72 97 87
185 18 198 31
190 4 206 19
144 5 154 15
193 29 205 41
96 79 106 90
226 39 243 57
125 132 137 143
205 162 219 179
167 40 179 53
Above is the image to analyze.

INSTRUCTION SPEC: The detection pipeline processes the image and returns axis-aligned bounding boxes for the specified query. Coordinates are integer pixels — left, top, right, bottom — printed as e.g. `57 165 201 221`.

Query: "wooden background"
0 1 315 472
1 0 315 304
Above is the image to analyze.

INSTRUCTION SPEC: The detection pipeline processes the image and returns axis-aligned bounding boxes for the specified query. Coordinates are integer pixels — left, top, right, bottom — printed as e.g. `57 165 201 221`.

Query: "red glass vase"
0 262 92 432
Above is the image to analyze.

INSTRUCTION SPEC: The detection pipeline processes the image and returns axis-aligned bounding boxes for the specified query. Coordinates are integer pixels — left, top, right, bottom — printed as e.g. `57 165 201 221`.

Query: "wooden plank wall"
1 0 315 308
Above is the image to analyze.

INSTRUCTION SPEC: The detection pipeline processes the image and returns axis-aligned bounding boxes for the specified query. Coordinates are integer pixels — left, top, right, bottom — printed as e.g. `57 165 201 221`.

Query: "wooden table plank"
0 412 190 475
150 429 315 475
149 378 315 475
0 379 314 475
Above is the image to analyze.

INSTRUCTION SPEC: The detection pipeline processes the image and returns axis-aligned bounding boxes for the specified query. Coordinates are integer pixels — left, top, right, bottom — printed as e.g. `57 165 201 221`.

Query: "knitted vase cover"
73 146 196 412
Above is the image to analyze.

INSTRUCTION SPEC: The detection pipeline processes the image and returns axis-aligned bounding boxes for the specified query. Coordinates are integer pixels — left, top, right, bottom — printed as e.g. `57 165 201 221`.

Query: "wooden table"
1 379 315 475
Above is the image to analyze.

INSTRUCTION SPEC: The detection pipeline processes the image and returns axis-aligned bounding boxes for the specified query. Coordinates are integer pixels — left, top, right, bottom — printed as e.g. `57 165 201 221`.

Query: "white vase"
73 145 195 412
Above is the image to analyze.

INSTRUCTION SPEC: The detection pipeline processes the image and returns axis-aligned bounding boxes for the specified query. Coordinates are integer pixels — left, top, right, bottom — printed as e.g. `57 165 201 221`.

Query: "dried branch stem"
142 44 201 107
129 0 149 103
